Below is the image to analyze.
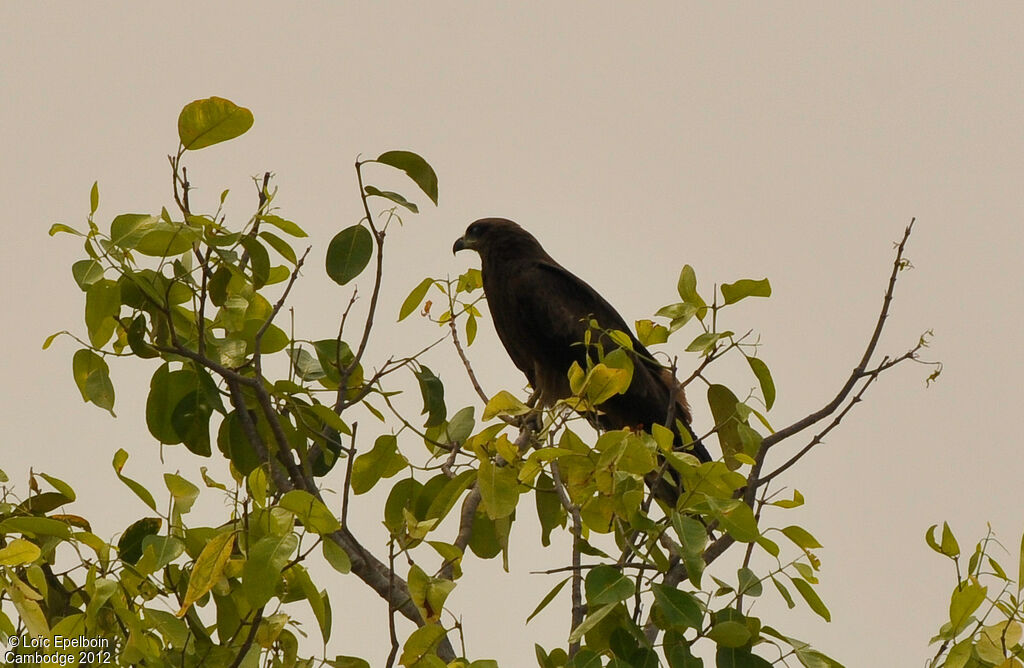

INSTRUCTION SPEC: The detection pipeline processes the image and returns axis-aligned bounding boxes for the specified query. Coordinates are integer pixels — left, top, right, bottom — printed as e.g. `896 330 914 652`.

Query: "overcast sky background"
2 3 1023 666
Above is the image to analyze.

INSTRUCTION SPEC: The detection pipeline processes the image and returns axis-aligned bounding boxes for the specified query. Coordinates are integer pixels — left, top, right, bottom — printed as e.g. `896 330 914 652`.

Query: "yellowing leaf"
177 530 235 616
0 539 41 566
178 97 254 150
477 459 520 520
483 391 530 420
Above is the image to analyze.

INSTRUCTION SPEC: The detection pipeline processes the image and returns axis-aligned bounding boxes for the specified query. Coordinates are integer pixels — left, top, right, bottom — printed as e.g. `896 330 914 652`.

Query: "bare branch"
440 487 481 581
386 540 400 668
227 608 263 668
756 362 885 488
551 461 584 657
342 160 387 395
744 218 917 506
253 246 311 374
448 313 489 405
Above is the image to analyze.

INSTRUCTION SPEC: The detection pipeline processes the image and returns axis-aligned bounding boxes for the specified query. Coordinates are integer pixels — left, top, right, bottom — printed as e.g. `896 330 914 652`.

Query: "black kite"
453 218 711 495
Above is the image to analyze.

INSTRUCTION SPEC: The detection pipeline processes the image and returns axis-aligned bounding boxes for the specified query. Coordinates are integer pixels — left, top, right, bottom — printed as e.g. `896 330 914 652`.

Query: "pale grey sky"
2 3 1023 665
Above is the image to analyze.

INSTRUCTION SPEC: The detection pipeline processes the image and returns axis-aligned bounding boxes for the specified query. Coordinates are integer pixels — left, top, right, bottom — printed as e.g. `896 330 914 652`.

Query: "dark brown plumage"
453 218 711 472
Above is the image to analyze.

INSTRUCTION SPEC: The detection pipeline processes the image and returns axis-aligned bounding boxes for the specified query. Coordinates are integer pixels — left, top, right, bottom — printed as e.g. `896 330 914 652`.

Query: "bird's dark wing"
506 262 672 427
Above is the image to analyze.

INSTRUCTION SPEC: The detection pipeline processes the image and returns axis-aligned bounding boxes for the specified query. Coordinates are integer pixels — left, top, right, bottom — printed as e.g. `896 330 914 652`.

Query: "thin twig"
341 422 358 527
551 461 584 657
386 539 400 668
447 293 489 405
744 218 917 507
227 608 264 668
253 246 311 375
440 487 481 581
757 366 884 487
342 160 386 394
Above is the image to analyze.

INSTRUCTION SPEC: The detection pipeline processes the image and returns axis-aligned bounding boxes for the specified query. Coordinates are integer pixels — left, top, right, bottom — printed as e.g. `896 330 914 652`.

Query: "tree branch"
744 218 917 506
551 461 584 657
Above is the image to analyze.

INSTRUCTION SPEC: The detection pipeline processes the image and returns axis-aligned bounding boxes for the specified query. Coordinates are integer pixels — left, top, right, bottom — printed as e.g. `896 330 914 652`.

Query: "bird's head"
453 218 536 255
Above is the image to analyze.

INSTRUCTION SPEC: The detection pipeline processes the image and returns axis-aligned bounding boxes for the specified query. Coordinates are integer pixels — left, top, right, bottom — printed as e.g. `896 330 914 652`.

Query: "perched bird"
453 218 711 495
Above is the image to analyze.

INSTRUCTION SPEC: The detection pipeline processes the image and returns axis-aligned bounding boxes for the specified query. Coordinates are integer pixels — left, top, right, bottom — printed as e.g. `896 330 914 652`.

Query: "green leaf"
782 525 822 550
0 516 72 540
137 535 185 573
72 259 104 290
243 533 298 608
791 578 831 621
443 406 476 445
376 151 439 205
708 620 751 648
164 473 200 515
771 577 795 609
585 566 634 606
49 222 80 236
177 530 235 616
72 349 115 416
326 224 373 285
112 448 157 510
948 578 986 635
37 472 75 501
769 489 804 509
425 469 476 522
322 539 351 574
364 185 419 213
707 384 743 467
85 279 120 347
477 458 520 520
279 490 341 534
399 622 446 666
1018 531 1024 593
350 434 408 495
259 230 297 264
399 277 434 321
90 181 99 215
527 577 569 624
941 522 960 558
290 346 326 381
707 497 759 542
117 517 162 564
745 356 776 410
720 278 771 305
177 96 254 150
926 522 960 558
737 567 763 597
651 583 703 630
110 213 158 248
241 236 270 288
676 265 708 318
672 513 708 587
568 603 618 643
414 365 447 427
327 657 371 668
146 364 213 455
0 539 41 566
261 214 308 238
135 222 198 257
714 646 773 667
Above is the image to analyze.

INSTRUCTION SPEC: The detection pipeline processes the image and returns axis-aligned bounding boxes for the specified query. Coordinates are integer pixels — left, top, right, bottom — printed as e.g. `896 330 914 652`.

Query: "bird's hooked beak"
452 236 468 254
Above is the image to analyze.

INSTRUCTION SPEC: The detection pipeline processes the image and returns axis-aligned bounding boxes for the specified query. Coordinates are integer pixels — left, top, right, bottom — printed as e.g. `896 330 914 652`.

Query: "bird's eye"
467 223 482 237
